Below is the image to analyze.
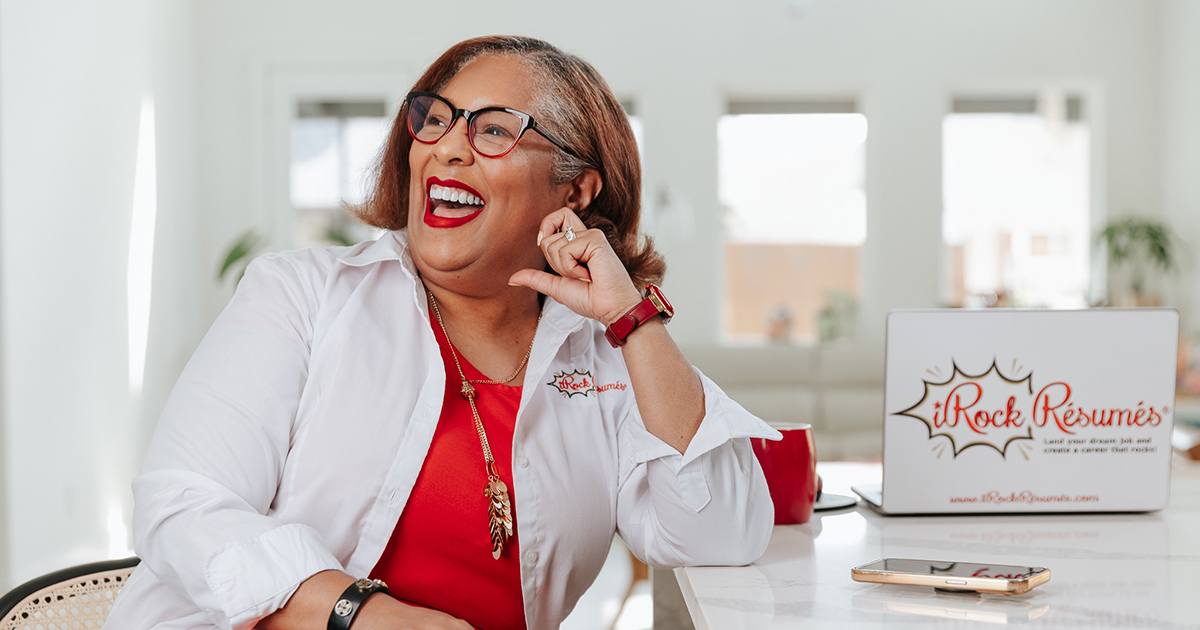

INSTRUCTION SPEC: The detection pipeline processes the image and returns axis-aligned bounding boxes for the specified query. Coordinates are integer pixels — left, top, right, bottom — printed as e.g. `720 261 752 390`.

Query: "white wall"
0 0 201 588
1163 0 1200 331
191 0 1169 344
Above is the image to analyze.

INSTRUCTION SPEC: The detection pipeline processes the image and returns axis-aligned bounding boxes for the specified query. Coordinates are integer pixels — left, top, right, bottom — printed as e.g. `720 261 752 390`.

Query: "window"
618 99 644 163
290 100 391 248
718 101 867 344
943 94 1090 308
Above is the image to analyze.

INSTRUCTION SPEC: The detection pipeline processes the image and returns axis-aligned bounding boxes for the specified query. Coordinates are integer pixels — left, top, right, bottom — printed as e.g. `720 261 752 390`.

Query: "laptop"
854 308 1179 515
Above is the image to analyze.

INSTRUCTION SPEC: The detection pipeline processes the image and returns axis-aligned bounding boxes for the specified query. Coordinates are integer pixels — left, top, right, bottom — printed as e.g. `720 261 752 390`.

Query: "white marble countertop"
675 459 1200 629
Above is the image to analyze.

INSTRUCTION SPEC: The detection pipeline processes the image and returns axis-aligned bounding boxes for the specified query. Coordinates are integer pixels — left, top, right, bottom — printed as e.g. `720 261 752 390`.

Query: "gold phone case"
851 560 1050 595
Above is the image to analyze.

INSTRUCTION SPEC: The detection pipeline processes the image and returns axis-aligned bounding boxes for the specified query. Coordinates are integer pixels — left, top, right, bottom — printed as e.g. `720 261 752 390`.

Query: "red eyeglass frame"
405 90 585 162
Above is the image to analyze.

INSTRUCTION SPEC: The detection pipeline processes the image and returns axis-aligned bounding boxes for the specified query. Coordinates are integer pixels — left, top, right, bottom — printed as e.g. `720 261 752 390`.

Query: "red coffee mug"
752 422 818 525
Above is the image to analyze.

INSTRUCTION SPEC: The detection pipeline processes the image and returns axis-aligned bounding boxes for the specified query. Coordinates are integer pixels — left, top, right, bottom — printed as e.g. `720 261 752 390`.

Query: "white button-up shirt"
104 232 779 630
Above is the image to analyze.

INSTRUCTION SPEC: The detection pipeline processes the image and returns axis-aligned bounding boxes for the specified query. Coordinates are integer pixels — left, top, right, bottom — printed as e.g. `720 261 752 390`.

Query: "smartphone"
851 558 1050 595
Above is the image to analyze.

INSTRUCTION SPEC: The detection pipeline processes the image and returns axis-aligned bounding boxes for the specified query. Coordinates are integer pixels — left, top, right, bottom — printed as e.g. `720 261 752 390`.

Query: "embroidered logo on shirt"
596 381 628 393
548 370 596 398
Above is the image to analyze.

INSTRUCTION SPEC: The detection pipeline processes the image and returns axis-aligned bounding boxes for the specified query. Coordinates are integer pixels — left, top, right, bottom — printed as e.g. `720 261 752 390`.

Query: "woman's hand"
512 207 704 454
509 207 643 325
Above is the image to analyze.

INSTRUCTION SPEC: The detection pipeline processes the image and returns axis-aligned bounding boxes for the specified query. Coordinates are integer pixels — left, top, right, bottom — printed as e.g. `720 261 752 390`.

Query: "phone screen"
857 559 1046 580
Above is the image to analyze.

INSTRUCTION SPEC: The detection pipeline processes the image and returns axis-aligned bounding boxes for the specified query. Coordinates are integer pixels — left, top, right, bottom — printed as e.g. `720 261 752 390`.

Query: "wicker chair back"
0 557 140 630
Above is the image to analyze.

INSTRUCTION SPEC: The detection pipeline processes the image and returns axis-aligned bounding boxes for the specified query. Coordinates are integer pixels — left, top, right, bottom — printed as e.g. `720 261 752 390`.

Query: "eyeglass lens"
407 94 526 157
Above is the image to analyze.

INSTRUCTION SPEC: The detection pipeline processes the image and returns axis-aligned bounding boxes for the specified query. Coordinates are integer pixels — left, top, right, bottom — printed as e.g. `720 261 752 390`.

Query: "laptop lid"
881 309 1178 514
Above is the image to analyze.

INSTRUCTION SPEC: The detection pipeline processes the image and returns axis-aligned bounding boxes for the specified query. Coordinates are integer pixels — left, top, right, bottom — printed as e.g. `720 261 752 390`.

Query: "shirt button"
525 550 538 563
516 455 529 468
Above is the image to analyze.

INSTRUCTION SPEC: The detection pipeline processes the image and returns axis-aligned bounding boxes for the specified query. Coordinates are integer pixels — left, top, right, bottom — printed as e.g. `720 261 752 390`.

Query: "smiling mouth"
426 180 485 224
430 183 484 215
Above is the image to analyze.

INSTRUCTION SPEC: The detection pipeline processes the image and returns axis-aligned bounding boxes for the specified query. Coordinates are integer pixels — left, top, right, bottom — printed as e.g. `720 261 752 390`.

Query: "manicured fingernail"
508 282 519 287
536 231 543 246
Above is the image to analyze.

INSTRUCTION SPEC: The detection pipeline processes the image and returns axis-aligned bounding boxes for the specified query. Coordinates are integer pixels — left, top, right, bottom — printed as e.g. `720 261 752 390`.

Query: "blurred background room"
2 0 1200 627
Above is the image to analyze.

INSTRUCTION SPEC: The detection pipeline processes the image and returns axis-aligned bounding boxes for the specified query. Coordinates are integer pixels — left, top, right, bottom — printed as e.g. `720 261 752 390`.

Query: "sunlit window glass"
619 99 644 163
290 100 390 248
718 102 867 344
943 95 1090 308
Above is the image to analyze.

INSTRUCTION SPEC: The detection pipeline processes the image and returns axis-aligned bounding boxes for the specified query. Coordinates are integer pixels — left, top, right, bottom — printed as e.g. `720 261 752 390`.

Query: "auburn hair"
354 35 665 288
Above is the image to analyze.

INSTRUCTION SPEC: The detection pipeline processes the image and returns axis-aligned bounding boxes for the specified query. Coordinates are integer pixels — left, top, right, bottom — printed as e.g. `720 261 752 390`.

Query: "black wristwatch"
327 578 389 630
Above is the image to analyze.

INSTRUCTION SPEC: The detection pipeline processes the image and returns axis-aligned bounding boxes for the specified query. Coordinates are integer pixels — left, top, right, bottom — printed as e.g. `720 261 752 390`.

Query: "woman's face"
407 54 575 294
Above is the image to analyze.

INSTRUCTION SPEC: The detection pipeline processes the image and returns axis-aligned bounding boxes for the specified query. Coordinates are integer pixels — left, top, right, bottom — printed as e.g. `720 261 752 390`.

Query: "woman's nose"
433 116 476 165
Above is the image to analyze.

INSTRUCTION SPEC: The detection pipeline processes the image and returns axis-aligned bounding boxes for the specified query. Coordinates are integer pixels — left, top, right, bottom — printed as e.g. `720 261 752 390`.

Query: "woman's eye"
425 115 449 129
477 122 509 137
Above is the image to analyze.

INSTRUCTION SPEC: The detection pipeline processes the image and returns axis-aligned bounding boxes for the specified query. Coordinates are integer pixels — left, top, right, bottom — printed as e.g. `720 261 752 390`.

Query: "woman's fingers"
509 268 592 314
542 229 595 282
521 205 641 323
509 268 564 296
537 207 588 245
539 207 598 283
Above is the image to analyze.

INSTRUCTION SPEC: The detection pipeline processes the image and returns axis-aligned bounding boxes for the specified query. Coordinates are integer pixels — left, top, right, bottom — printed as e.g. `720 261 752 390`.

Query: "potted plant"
1096 216 1176 306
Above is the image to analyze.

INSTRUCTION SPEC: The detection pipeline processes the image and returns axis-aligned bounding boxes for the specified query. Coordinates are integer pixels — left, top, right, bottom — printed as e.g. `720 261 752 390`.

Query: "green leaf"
218 230 264 281
1096 215 1177 281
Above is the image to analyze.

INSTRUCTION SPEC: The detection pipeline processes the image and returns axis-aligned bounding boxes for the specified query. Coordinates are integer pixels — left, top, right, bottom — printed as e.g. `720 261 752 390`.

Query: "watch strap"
328 578 389 630
605 285 673 348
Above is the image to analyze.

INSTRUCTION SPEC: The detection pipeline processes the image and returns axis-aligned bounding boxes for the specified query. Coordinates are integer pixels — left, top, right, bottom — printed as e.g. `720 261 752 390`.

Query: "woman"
105 36 778 630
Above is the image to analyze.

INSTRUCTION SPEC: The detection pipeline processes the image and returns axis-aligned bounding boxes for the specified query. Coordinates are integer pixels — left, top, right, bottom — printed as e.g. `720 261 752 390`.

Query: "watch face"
646 284 674 318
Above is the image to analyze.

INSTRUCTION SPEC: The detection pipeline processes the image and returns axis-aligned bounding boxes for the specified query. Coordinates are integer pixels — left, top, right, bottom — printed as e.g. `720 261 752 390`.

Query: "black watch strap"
327 578 389 630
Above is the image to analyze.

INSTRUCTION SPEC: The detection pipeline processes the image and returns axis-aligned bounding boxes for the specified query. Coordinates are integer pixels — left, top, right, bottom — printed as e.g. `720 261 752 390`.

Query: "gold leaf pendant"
427 290 533 561
485 477 513 559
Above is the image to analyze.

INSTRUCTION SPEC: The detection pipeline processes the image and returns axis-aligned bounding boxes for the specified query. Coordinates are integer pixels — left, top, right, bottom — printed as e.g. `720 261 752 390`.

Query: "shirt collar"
539 295 588 339
336 230 418 278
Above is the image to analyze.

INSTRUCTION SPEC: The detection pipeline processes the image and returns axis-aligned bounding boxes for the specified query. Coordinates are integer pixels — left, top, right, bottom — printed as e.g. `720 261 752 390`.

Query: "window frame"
940 88 1101 308
717 98 868 345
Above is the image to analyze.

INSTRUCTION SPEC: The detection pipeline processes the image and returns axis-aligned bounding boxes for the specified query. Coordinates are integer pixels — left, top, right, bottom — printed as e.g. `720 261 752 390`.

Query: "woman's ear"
565 168 603 212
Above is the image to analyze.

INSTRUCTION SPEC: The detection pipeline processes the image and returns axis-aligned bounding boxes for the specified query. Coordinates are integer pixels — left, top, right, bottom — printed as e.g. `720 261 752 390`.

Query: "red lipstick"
423 177 484 228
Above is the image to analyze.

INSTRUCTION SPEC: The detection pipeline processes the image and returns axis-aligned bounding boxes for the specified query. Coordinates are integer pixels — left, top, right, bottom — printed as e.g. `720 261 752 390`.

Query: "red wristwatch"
604 284 674 348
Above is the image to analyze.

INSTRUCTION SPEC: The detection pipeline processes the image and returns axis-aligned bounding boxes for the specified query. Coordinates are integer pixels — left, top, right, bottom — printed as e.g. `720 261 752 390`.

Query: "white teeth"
429 185 483 205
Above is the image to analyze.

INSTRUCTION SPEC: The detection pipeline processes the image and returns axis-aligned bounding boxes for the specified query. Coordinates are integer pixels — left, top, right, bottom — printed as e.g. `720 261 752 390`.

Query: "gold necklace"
427 289 542 560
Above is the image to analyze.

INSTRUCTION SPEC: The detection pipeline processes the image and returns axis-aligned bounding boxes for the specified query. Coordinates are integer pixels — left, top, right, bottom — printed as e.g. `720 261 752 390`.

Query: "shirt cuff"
683 368 782 466
624 367 781 511
205 522 343 628
629 367 782 468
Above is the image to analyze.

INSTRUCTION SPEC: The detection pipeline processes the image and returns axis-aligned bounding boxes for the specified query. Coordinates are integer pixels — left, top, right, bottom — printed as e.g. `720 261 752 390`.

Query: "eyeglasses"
405 91 584 161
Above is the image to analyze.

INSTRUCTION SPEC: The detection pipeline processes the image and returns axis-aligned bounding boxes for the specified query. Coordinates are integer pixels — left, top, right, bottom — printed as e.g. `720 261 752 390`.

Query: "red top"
370 318 526 629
